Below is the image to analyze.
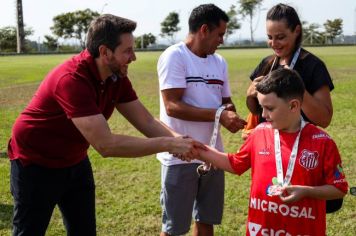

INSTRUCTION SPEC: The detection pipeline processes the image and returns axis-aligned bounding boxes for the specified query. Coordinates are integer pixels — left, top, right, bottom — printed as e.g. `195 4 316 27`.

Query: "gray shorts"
160 163 224 235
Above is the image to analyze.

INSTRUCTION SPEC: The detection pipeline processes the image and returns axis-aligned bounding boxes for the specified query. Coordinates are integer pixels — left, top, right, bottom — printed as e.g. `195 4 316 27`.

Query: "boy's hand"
279 185 307 203
171 136 207 161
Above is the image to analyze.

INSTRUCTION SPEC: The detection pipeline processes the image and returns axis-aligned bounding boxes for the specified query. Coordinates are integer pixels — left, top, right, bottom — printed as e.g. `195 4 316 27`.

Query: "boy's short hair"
188 4 229 33
86 14 136 58
256 68 305 101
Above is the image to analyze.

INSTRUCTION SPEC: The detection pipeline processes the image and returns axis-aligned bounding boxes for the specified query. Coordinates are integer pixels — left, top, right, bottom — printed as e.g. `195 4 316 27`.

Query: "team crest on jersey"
299 149 319 170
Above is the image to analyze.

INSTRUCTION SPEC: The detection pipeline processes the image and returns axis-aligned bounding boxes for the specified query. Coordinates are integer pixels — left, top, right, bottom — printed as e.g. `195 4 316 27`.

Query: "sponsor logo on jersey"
333 164 347 184
299 149 319 170
256 123 272 130
258 147 271 155
312 133 330 139
248 221 294 236
250 197 316 219
334 164 344 178
248 222 262 236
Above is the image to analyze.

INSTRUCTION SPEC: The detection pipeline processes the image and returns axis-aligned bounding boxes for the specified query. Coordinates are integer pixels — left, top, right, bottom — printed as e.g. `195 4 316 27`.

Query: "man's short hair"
256 68 305 101
188 4 229 33
86 14 136 58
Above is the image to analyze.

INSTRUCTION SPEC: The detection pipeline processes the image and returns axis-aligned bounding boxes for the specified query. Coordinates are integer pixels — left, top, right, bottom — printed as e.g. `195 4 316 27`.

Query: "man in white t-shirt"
157 4 247 236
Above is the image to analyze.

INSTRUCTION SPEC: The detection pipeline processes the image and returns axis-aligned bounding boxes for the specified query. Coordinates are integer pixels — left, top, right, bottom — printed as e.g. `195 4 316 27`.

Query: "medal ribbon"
289 47 301 69
274 118 306 187
198 105 226 174
209 105 226 147
270 47 301 72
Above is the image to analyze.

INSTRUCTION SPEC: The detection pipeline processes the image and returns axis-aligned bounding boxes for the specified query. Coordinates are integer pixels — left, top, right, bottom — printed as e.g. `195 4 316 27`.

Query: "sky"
2 0 356 44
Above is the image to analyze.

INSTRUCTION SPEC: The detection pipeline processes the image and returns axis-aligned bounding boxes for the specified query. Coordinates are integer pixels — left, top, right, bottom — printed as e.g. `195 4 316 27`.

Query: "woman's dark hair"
86 14 136 58
256 68 305 102
259 3 303 76
267 3 302 47
188 4 229 33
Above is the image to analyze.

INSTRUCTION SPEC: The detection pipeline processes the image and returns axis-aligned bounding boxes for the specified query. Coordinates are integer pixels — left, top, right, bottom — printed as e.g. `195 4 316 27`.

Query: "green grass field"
0 46 355 235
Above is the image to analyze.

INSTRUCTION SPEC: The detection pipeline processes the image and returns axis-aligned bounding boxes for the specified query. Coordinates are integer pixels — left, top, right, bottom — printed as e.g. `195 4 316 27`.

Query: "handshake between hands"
170 105 247 163
170 135 209 162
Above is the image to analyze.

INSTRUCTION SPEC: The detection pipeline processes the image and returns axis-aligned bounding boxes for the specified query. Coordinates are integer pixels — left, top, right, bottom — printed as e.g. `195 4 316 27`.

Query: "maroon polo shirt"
8 50 138 168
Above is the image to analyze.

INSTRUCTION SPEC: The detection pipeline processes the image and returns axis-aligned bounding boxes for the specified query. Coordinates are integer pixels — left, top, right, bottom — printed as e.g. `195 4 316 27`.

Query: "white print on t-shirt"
334 179 347 184
250 198 316 219
248 222 262 236
248 222 297 236
258 147 271 155
312 133 330 139
299 149 319 170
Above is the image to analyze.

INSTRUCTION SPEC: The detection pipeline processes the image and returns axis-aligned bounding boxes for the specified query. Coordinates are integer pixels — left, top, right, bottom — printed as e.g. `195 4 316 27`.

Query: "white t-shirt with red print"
157 42 232 166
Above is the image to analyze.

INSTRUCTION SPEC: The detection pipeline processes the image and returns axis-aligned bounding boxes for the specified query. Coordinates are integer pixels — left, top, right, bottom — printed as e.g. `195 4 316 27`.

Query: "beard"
108 61 128 78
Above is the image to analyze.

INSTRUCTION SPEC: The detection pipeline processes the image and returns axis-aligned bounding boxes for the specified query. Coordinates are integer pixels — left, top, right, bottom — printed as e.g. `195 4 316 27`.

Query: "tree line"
1 0 346 53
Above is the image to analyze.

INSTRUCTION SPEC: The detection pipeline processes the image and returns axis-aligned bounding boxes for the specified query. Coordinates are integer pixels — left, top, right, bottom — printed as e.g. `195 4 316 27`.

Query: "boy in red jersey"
190 68 348 235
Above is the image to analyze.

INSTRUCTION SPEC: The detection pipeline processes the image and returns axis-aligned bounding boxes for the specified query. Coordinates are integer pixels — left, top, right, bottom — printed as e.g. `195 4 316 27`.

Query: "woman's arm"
302 85 333 128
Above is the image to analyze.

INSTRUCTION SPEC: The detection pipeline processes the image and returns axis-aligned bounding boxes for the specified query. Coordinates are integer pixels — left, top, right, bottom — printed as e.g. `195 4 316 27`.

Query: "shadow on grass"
0 151 8 158
0 203 13 230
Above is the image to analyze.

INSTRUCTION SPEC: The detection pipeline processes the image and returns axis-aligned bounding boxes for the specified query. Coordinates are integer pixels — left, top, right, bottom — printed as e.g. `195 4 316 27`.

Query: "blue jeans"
10 158 96 236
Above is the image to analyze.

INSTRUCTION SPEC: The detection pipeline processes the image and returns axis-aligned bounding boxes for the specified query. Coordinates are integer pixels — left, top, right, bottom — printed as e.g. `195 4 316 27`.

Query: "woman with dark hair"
244 3 342 214
245 3 333 132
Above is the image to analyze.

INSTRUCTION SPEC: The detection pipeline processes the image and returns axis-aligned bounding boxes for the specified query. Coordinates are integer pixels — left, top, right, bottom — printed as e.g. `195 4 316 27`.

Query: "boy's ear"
289 99 301 111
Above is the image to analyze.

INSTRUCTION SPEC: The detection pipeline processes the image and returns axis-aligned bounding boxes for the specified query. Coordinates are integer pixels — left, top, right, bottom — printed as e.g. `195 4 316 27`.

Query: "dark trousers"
10 158 96 236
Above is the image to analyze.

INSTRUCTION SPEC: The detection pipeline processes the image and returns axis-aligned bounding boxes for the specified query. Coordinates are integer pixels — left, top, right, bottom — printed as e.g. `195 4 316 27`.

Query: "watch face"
197 164 210 177
350 187 356 196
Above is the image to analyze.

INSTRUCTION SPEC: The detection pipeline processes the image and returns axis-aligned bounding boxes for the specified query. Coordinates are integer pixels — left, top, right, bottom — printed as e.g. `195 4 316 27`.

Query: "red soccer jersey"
228 122 348 236
8 50 137 168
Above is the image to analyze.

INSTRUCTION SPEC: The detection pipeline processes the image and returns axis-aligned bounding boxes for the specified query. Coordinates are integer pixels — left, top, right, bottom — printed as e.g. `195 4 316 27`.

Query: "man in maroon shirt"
8 14 203 236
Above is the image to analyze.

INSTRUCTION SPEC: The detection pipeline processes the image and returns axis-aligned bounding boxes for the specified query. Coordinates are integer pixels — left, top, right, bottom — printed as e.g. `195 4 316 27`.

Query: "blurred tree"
302 21 324 45
160 12 180 44
323 18 343 44
225 4 241 44
135 33 156 49
51 9 99 49
43 35 59 51
0 26 33 52
238 0 263 45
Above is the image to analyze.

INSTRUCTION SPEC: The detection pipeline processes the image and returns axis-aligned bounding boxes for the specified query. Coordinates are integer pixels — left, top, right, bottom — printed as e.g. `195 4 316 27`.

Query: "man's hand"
170 136 207 161
220 110 247 133
224 103 236 112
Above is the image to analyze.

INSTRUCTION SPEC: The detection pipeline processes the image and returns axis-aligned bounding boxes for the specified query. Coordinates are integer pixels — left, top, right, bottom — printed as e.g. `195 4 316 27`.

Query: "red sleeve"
54 74 100 118
323 138 348 193
117 76 138 103
228 137 252 175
